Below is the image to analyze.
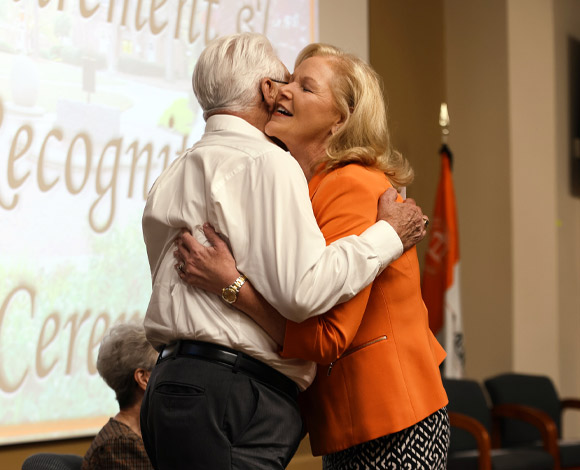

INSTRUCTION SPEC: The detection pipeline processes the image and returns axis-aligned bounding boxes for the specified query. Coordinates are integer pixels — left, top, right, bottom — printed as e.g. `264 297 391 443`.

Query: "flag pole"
423 102 464 377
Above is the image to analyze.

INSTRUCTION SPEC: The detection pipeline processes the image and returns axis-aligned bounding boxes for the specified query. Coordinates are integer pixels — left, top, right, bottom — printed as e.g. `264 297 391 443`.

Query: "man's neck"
208 107 269 134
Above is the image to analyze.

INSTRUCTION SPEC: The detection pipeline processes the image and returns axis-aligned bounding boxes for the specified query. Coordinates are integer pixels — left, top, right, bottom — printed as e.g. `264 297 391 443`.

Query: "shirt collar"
205 114 271 143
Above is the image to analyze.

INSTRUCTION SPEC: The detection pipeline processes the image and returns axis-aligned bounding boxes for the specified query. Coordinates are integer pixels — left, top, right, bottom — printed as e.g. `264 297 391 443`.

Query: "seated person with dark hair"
82 323 157 470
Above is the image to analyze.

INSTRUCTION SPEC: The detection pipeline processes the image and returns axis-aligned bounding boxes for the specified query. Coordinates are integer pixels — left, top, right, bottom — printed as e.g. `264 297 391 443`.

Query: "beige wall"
319 0 369 61
507 0 560 378
553 0 580 438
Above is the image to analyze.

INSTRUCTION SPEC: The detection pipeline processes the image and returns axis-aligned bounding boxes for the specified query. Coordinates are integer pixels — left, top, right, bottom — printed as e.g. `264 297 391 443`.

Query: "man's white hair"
193 33 287 119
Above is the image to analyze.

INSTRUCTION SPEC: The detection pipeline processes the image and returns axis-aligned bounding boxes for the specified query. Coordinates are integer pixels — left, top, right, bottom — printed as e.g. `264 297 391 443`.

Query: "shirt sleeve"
211 153 402 323
280 167 382 363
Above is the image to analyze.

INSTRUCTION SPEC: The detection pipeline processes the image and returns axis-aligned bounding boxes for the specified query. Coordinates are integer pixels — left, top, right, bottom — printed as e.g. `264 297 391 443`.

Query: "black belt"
157 340 299 401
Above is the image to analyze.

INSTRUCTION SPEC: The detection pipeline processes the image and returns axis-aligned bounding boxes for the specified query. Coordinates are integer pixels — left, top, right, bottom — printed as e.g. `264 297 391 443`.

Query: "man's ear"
260 78 277 113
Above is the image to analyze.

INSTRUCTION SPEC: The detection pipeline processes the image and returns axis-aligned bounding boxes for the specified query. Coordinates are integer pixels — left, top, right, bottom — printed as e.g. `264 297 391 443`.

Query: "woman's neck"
290 144 326 182
115 402 142 437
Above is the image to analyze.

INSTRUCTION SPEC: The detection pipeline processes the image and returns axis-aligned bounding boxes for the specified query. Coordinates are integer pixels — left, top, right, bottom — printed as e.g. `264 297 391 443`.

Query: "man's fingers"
404 197 417 206
379 187 398 205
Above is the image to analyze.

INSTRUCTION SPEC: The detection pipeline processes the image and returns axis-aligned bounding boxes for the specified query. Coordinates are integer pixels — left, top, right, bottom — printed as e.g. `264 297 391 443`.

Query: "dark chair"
485 373 580 470
444 378 555 470
21 453 83 470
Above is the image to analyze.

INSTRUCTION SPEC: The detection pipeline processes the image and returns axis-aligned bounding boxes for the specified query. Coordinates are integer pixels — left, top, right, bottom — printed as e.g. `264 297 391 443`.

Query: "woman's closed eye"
287 80 311 93
296 76 317 93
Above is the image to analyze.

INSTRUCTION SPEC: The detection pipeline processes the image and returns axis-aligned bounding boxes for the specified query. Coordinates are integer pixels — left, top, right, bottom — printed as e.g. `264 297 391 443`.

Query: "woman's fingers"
176 240 191 260
173 249 183 264
202 223 225 249
181 230 202 253
171 223 240 296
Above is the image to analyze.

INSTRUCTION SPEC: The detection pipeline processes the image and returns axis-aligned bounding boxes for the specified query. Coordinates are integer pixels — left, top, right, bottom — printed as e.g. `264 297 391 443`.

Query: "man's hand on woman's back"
377 188 429 251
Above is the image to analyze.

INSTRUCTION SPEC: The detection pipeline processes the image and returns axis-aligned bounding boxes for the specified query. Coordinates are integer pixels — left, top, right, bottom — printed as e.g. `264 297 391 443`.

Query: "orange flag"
422 144 464 377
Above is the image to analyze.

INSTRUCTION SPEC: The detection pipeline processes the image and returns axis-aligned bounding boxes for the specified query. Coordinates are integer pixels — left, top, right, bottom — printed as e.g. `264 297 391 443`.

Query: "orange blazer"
281 164 448 456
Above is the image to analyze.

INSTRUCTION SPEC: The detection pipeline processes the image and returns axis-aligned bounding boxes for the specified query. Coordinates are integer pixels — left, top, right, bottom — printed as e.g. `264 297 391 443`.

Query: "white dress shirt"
142 115 403 389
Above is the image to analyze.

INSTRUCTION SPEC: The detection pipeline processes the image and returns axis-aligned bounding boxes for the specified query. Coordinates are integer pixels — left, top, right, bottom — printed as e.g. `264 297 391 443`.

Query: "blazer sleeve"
280 167 388 364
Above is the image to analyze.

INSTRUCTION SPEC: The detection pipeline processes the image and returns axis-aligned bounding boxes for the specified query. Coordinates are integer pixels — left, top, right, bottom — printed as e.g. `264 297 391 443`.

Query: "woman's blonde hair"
295 43 413 188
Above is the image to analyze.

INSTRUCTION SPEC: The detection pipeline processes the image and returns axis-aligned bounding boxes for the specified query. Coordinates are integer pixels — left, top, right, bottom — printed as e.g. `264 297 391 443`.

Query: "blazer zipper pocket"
327 335 388 376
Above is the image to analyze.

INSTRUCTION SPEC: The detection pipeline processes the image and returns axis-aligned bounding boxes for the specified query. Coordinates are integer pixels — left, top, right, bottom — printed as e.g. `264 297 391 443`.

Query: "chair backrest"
484 373 562 446
443 378 492 452
22 453 83 470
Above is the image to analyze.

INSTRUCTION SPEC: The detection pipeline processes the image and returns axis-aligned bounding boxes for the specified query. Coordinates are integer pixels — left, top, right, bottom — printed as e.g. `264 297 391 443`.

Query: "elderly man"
140 33 427 470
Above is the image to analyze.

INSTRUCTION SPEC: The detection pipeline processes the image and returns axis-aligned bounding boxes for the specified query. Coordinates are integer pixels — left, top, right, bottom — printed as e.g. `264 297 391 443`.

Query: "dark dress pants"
140 355 303 470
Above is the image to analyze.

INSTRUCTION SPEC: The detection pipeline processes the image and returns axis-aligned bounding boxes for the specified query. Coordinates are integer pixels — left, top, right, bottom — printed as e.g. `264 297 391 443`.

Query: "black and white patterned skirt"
322 407 449 470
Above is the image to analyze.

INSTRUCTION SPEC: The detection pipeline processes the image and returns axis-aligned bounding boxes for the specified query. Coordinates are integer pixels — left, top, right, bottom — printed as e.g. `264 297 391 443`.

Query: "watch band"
221 274 247 304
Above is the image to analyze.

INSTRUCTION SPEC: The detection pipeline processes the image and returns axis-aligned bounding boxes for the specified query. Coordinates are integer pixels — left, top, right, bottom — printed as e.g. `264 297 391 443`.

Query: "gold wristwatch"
221 274 247 304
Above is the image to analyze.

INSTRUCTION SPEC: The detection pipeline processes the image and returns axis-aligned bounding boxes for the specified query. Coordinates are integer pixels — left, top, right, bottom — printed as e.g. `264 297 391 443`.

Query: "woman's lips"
275 105 293 116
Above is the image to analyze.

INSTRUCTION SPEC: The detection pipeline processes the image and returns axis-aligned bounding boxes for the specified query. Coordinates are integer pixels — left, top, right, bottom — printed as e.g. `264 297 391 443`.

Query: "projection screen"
0 0 316 445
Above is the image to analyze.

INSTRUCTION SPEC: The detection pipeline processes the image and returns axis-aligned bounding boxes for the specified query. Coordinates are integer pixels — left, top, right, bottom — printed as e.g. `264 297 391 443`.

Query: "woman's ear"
331 114 347 135
134 368 151 392
260 78 278 113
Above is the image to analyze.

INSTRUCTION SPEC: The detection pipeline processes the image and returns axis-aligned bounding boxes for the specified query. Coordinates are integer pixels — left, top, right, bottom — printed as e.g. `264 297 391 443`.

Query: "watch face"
222 288 237 304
